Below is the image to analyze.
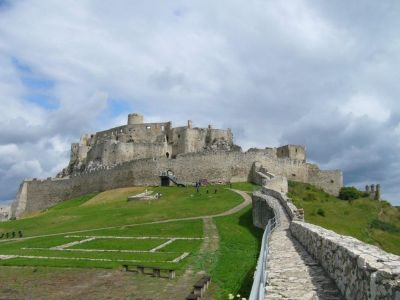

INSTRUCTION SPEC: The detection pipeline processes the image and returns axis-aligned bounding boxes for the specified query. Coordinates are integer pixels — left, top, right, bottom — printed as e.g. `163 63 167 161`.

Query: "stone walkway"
265 195 343 300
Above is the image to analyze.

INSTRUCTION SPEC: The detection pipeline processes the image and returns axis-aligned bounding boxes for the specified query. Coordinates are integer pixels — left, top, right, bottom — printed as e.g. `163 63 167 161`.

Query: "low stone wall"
263 176 288 194
252 191 282 229
261 187 303 221
290 221 400 299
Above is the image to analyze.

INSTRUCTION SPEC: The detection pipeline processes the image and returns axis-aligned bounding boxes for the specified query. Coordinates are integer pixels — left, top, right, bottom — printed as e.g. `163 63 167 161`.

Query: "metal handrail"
249 216 277 300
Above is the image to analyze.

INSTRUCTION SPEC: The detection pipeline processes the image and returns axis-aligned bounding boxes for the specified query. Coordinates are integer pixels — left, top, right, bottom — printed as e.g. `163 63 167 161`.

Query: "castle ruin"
57 113 237 177
11 113 342 218
365 183 381 200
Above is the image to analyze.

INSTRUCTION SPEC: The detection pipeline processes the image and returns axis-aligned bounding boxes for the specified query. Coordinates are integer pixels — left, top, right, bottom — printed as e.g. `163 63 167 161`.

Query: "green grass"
229 182 260 192
288 181 400 255
0 185 242 236
0 184 235 270
0 219 204 270
80 219 204 238
70 238 168 251
0 182 262 297
211 206 263 300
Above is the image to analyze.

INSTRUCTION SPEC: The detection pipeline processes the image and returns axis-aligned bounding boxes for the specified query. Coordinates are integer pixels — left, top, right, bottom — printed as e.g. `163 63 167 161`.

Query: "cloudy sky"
0 0 399 205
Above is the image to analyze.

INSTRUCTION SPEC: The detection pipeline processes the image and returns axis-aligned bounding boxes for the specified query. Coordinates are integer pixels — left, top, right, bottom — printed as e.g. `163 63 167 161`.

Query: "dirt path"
161 190 250 299
162 217 220 299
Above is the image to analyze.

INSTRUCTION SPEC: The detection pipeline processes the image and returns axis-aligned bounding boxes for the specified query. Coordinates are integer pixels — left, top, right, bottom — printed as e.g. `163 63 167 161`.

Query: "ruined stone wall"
86 140 170 166
290 221 400 300
277 145 306 161
94 125 127 143
169 127 187 157
169 127 233 155
125 122 169 143
11 182 28 218
183 128 208 153
12 150 342 217
307 165 343 196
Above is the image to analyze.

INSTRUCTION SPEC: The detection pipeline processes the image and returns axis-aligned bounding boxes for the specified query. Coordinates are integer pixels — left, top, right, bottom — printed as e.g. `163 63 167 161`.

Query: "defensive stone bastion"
11 114 343 218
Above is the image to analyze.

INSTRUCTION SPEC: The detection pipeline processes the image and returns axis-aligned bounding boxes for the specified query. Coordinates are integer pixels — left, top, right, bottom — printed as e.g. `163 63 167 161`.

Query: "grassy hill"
0 183 261 299
288 181 400 255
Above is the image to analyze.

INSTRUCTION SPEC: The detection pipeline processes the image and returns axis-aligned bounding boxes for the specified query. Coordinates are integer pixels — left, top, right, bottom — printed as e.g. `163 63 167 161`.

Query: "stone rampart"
261 187 303 221
11 150 342 218
307 165 343 196
252 191 276 229
290 221 400 299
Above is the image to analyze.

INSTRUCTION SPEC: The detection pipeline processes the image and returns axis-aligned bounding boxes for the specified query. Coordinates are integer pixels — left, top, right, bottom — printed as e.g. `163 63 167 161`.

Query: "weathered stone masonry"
252 182 400 299
12 149 342 218
291 222 400 300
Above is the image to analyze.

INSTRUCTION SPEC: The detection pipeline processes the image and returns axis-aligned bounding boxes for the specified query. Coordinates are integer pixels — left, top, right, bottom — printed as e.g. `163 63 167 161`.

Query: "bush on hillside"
338 187 368 201
370 219 399 233
316 208 325 217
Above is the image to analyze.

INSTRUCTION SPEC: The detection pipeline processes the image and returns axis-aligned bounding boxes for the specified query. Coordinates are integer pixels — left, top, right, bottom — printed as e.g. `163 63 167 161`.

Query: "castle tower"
375 184 381 200
365 185 370 192
188 120 193 129
128 113 144 125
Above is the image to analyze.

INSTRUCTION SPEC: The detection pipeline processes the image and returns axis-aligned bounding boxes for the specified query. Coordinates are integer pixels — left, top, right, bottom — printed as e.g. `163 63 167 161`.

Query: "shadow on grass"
237 208 263 297
238 208 263 247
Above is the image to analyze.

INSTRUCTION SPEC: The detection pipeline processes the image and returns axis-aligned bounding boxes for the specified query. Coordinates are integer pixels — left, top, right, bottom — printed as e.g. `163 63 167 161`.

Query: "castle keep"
11 113 343 218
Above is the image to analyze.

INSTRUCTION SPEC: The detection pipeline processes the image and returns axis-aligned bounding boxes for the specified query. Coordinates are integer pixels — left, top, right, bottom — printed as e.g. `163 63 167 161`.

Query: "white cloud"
340 94 390 122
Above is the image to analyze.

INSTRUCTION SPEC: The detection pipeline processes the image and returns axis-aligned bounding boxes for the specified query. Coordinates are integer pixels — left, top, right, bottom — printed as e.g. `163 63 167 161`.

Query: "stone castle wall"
252 185 399 299
12 150 342 217
307 165 343 196
85 140 170 166
290 221 400 299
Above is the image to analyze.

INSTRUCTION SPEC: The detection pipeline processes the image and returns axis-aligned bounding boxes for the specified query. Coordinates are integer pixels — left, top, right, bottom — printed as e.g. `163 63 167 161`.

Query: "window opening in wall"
295 148 298 153
330 179 335 183
292 174 296 177
178 134 181 138
166 152 170 158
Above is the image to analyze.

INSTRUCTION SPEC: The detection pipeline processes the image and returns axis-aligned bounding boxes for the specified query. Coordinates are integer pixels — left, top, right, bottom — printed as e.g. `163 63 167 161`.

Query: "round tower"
127 113 144 125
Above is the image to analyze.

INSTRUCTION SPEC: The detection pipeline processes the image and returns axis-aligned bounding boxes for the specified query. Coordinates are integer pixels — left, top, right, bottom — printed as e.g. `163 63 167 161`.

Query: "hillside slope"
288 181 400 255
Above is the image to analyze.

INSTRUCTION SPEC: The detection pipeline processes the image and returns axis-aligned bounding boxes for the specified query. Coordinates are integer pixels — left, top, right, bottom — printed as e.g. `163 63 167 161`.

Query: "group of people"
195 180 219 194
